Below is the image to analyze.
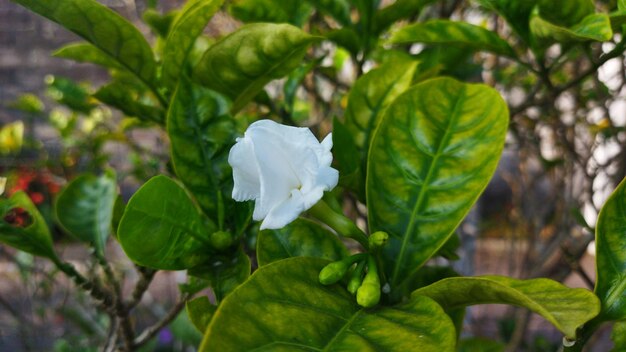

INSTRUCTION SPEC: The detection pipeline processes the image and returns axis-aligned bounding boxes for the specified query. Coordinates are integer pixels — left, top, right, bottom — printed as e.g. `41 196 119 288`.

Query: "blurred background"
1 0 625 351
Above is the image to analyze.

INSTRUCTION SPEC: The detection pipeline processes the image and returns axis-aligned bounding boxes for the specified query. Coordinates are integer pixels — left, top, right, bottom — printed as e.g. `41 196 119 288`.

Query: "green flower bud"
369 231 389 250
210 231 232 251
356 255 381 308
319 261 350 285
347 260 367 295
357 282 381 308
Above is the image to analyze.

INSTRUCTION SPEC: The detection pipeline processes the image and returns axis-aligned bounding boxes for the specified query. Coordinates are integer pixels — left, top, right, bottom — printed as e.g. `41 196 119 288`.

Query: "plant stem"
308 200 369 249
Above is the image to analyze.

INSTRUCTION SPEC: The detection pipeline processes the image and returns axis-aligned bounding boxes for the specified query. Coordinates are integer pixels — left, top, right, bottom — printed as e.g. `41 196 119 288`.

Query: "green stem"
308 200 369 249
563 318 604 352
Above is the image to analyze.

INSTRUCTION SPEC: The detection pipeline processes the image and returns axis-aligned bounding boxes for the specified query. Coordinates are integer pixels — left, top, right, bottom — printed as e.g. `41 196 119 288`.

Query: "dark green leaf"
118 175 215 270
332 117 363 194
304 0 352 26
530 13 613 43
200 257 456 351
345 58 418 156
94 82 164 123
257 218 349 266
186 296 216 333
55 171 117 255
229 0 313 27
594 178 626 322
167 77 234 219
0 192 57 260
189 248 250 302
326 28 362 55
193 23 320 113
53 42 123 71
390 20 517 58
162 0 224 91
142 8 178 38
46 76 96 114
14 0 156 84
413 276 600 339
537 0 594 27
374 0 437 34
476 0 537 43
367 77 508 294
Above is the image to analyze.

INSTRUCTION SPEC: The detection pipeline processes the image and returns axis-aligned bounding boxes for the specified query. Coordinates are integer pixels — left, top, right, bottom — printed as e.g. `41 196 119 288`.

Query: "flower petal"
260 190 306 230
228 137 260 202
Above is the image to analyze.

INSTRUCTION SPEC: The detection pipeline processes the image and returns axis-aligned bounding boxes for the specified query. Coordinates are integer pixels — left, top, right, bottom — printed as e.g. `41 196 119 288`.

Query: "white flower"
228 120 338 230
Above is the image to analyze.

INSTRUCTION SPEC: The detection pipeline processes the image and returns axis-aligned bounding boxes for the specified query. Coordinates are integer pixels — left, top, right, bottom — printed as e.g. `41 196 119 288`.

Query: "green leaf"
193 23 320 113
257 218 349 266
620 0 626 11
229 0 313 27
367 77 508 294
530 13 613 43
46 76 96 114
537 0 594 27
412 276 600 339
390 20 517 58
0 192 57 260
476 0 537 43
332 117 363 194
594 178 626 322
186 296 216 333
55 171 117 255
200 257 456 351
344 58 418 156
189 248 250 302
374 0 437 34
304 0 352 26
118 175 214 270
142 8 178 38
53 42 123 71
458 337 505 352
161 0 224 91
167 77 234 219
94 82 164 123
14 0 156 85
611 321 626 352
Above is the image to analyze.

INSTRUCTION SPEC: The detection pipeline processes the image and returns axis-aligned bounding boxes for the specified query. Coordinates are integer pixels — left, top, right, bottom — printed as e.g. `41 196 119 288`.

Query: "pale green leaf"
530 13 613 43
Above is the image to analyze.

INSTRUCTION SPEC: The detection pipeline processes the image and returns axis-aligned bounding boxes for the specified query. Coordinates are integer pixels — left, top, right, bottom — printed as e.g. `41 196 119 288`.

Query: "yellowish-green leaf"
413 276 600 339
200 257 456 351
531 13 613 43
187 296 216 333
53 42 123 71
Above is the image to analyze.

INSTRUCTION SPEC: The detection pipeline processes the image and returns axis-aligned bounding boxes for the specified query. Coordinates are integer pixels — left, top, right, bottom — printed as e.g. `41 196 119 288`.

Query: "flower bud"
369 231 389 250
319 261 350 285
357 282 381 308
347 260 366 295
210 231 232 251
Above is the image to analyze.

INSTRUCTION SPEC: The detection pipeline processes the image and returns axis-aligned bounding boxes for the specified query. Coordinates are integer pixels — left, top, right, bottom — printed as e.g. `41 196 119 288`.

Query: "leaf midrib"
391 87 466 287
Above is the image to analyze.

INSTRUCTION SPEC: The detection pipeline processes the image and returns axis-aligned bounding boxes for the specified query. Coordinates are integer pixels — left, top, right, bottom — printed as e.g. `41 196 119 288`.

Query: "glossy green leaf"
332 117 363 194
229 0 312 27
118 175 214 270
55 171 117 255
167 77 234 219
537 0 594 27
344 58 418 155
94 82 164 123
374 0 436 34
458 337 505 352
53 42 123 71
475 0 536 42
412 276 600 339
14 0 156 85
530 13 613 43
186 296 216 333
200 257 456 351
193 23 320 113
161 0 223 91
304 0 352 26
390 20 517 58
189 248 250 302
594 178 626 322
367 77 508 293
257 218 349 266
0 192 57 260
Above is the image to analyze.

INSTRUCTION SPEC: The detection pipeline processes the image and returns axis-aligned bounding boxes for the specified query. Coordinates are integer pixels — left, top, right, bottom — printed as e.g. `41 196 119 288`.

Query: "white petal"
319 133 334 167
228 137 260 201
317 166 339 191
260 190 306 230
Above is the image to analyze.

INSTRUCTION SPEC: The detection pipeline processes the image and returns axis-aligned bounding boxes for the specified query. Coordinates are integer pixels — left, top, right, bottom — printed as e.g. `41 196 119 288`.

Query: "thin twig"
132 293 191 348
